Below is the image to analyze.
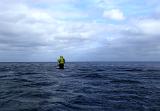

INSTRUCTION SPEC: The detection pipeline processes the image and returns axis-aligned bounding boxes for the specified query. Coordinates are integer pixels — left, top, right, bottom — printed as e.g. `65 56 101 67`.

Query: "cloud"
0 0 160 61
106 18 160 60
0 1 103 61
136 19 160 36
75 17 160 61
103 9 125 21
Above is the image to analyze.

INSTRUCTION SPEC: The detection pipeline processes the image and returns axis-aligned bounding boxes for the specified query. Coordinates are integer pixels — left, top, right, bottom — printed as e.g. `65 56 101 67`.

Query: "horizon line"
0 61 160 63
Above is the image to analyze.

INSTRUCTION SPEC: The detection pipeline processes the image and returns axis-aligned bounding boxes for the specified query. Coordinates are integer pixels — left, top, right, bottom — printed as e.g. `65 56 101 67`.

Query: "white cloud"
103 9 125 21
0 0 160 61
136 19 160 36
0 1 100 54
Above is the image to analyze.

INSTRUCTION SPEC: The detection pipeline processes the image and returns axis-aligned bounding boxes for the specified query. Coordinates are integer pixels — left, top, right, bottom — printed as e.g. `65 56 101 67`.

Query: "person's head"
60 56 63 58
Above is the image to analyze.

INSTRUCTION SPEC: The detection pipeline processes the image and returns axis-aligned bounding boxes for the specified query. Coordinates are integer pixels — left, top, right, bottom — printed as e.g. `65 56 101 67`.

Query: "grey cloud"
0 0 160 61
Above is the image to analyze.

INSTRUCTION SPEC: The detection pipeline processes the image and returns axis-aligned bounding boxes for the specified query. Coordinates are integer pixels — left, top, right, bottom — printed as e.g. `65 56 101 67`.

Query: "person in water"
57 56 65 69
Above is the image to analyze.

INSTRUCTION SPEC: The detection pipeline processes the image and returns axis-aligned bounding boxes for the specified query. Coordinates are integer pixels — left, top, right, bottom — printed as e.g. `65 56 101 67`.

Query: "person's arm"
57 59 60 64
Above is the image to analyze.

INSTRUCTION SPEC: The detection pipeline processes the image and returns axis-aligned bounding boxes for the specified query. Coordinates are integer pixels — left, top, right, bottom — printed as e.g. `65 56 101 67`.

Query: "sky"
0 0 160 62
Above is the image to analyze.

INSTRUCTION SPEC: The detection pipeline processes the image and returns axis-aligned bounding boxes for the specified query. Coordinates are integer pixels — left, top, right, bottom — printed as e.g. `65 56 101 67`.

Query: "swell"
0 62 160 111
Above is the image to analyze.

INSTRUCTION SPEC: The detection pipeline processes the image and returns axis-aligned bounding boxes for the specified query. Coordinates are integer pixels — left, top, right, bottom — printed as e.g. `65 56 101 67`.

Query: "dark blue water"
0 62 160 111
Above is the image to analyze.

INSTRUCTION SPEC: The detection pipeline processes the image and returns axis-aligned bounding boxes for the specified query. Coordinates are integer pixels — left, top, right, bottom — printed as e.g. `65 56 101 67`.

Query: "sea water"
0 62 160 111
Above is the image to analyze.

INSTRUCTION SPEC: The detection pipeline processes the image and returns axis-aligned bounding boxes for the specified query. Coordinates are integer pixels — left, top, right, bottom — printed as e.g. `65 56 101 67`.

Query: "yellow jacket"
58 56 65 64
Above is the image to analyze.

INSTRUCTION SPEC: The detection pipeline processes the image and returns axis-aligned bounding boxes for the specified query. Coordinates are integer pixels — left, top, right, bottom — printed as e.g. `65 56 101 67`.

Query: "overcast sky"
0 0 160 62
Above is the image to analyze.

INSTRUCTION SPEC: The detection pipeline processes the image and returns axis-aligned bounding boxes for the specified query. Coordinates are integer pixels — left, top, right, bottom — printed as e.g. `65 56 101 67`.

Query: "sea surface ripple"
0 62 160 111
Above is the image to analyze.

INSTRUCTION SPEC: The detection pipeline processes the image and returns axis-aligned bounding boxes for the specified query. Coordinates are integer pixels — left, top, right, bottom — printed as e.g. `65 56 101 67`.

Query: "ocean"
0 62 160 111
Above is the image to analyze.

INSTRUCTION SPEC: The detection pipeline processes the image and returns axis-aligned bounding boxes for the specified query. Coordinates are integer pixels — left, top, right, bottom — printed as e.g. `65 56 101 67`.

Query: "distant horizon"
0 61 160 63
